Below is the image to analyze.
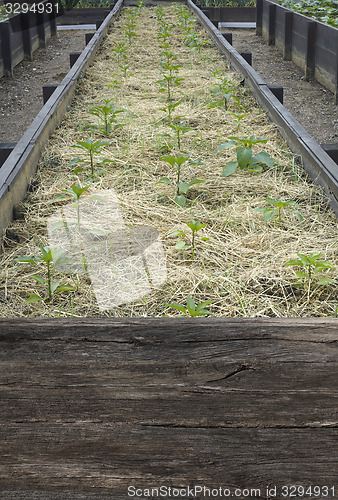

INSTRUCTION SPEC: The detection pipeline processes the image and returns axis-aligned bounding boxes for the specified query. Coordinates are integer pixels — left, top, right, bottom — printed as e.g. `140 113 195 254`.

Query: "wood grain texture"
0 318 337 498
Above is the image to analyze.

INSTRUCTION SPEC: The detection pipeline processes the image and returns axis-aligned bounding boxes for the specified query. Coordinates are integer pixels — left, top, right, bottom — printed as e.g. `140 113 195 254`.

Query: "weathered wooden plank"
1 318 337 363
0 317 337 340
1 318 337 497
0 424 338 497
1 359 338 427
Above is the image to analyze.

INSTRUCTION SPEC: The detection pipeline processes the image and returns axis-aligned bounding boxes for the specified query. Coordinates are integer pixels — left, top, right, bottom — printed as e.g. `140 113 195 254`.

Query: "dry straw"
0 3 337 318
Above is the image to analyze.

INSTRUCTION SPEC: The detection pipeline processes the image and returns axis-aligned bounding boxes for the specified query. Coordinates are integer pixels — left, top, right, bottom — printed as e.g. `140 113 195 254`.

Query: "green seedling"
254 198 303 226
53 184 90 229
167 296 212 317
157 73 184 102
229 111 249 131
183 31 199 47
136 0 145 8
14 244 74 303
160 49 178 68
216 135 274 176
157 21 174 43
176 7 192 28
159 121 193 151
70 138 110 178
111 41 127 64
284 253 336 298
157 154 204 207
170 219 209 259
159 101 181 123
119 63 131 79
155 4 164 19
88 98 124 137
209 77 237 109
156 61 183 102
124 21 137 45
184 31 208 53
107 79 122 91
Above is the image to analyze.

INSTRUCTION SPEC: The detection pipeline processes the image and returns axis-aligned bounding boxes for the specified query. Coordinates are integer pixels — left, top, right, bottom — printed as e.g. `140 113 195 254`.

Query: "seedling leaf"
26 293 43 303
222 161 238 177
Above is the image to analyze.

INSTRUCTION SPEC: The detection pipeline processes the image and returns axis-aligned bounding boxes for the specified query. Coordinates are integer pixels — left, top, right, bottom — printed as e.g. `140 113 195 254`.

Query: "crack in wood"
205 364 252 383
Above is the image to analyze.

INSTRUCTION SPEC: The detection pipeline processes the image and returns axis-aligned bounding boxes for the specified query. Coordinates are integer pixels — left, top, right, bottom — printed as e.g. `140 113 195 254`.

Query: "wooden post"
0 21 13 76
268 85 284 104
37 12 47 48
305 20 316 80
21 12 33 61
240 52 252 66
283 11 293 61
0 143 16 167
214 7 221 23
42 84 58 104
70 52 81 67
335 31 338 104
85 32 94 45
49 4 57 37
222 33 232 45
268 3 276 45
321 144 338 165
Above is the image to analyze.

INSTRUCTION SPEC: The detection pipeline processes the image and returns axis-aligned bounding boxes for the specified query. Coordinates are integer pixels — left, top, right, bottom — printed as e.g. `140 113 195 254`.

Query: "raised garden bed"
256 0 338 101
194 5 256 23
56 6 112 25
0 1 337 318
0 0 58 77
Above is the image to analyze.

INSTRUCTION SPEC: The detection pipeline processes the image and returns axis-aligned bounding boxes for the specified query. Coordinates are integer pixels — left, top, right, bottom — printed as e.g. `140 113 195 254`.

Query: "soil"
1 24 338 146
0 29 94 143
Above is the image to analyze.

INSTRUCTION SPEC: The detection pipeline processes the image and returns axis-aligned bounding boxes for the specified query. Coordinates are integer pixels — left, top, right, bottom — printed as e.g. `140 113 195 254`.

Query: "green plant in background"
279 0 338 28
0 5 9 20
157 154 204 207
254 198 303 226
157 18 174 44
183 31 208 54
72 0 112 6
284 253 336 294
70 138 110 178
167 296 212 316
216 135 274 176
87 98 125 136
170 219 209 259
198 0 255 6
14 244 74 303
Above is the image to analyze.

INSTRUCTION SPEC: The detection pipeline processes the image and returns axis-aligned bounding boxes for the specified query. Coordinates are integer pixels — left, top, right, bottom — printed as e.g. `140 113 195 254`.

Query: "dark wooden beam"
0 318 337 496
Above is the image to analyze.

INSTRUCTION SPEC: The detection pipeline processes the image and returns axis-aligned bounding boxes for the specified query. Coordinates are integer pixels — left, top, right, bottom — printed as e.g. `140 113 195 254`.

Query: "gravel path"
223 27 338 145
0 24 337 147
0 29 93 143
